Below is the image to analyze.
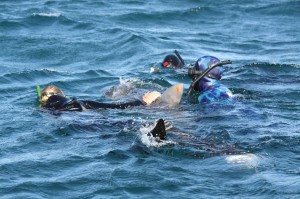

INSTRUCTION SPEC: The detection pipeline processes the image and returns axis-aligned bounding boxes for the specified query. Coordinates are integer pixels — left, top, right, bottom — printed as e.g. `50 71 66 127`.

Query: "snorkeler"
162 50 233 103
38 84 183 111
38 85 162 111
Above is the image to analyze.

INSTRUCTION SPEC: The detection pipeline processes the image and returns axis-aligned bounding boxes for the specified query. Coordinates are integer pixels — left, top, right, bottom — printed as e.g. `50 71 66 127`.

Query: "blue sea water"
0 0 300 198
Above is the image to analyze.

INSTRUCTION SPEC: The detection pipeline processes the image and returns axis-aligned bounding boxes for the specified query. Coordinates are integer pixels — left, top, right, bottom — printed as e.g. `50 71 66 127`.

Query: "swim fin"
148 119 166 140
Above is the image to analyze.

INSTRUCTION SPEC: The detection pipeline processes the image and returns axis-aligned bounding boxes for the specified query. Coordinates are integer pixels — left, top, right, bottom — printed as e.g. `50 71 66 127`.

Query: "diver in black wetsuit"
39 85 167 141
40 85 161 111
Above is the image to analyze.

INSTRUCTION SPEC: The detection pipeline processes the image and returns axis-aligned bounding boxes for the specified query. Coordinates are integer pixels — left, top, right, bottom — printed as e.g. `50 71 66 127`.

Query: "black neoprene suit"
42 95 145 111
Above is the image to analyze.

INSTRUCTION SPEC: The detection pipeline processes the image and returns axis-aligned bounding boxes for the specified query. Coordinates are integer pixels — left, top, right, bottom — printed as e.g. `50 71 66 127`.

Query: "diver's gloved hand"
142 91 161 106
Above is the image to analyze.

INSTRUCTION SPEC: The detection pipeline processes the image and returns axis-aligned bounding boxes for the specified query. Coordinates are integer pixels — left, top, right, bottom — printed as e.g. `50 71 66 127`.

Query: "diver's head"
41 85 65 104
162 54 184 69
195 56 224 80
43 94 69 109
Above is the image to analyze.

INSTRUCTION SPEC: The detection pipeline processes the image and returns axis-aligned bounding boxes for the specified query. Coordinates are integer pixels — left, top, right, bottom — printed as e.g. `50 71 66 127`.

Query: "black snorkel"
174 50 185 66
186 60 232 96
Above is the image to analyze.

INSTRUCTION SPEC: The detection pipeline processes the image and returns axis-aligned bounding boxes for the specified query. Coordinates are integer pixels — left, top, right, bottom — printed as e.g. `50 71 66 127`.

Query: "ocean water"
0 0 299 198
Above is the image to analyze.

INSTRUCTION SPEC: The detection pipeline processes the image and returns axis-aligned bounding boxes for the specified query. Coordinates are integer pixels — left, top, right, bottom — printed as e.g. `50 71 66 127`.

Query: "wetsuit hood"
43 95 69 109
194 56 224 92
162 54 184 68
195 56 224 80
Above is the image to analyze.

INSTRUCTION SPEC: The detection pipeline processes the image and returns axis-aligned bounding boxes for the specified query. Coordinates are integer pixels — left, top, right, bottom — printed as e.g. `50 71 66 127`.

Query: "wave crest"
32 12 62 17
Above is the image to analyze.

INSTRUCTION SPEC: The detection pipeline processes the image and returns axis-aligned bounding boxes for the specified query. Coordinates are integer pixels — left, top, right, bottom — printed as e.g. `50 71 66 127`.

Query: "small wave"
113 11 169 22
0 20 25 31
186 5 216 15
259 135 300 148
0 69 68 88
32 12 62 17
204 130 231 144
2 68 65 78
236 62 300 85
102 149 131 161
245 1 300 17
246 62 300 69
24 12 77 27
231 93 246 101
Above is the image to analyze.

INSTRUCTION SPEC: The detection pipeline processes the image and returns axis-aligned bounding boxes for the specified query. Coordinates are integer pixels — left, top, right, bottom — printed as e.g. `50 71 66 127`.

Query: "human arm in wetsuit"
42 95 145 111
80 100 144 110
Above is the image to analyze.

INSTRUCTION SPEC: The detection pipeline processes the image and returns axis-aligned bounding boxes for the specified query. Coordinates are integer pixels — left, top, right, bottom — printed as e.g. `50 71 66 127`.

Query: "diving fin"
148 119 166 140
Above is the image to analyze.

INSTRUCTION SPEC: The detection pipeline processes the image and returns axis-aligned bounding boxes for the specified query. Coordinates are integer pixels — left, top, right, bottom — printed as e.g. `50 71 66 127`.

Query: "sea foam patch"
32 13 62 17
104 78 135 99
225 153 261 168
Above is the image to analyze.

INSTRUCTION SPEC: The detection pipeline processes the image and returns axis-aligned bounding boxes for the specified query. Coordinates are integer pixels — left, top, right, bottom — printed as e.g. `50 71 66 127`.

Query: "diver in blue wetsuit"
192 56 233 103
39 85 161 111
162 51 232 103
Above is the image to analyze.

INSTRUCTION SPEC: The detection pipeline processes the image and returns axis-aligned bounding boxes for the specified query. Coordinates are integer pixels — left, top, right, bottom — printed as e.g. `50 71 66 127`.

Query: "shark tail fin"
149 119 166 140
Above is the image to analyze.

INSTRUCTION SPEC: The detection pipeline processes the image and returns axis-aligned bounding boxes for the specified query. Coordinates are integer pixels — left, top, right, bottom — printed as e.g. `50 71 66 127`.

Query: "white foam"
225 153 260 168
32 13 61 17
42 68 64 72
105 78 135 99
150 66 160 73
232 93 245 100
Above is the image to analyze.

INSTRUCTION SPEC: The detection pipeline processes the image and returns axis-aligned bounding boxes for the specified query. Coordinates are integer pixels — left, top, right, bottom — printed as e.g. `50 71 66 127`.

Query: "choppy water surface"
0 0 299 198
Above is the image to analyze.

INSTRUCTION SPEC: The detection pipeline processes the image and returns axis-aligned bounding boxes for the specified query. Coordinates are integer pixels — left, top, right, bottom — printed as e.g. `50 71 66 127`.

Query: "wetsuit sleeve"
61 99 83 111
42 96 144 111
81 100 145 109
